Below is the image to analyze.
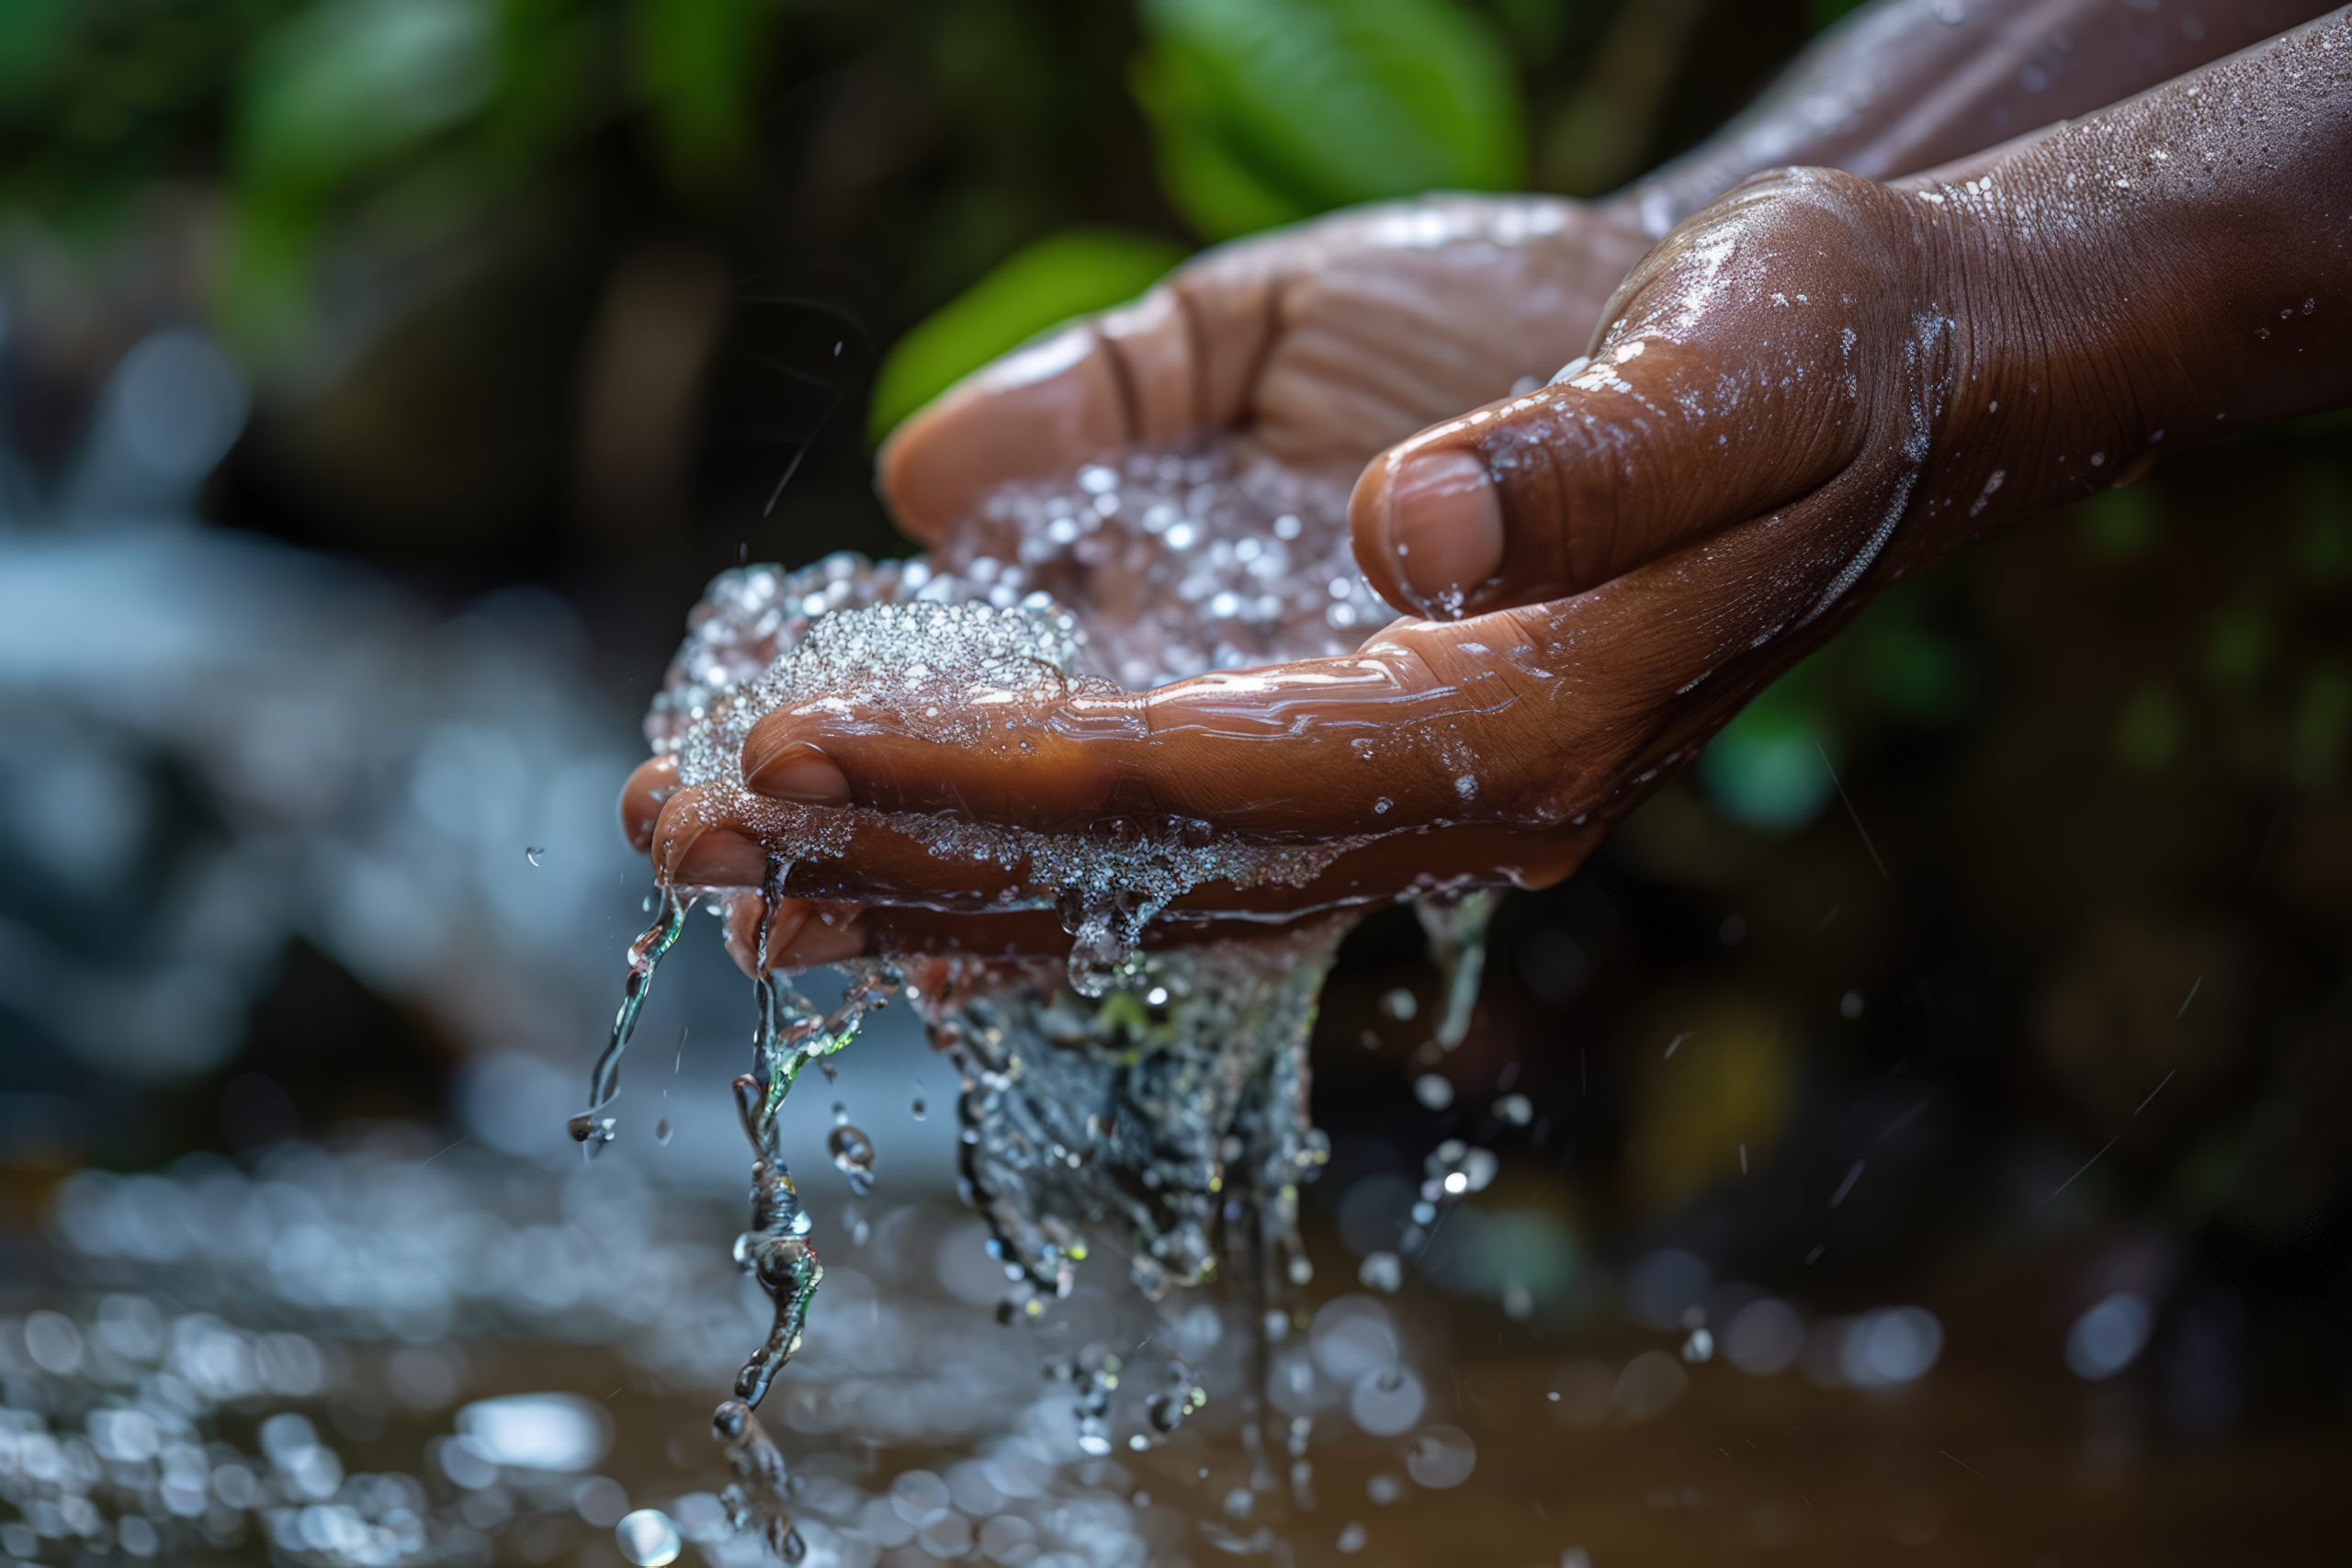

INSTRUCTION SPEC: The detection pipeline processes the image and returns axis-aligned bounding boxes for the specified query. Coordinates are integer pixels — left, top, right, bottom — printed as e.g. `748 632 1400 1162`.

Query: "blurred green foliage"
1132 0 1524 241
867 228 1185 439
2 0 786 350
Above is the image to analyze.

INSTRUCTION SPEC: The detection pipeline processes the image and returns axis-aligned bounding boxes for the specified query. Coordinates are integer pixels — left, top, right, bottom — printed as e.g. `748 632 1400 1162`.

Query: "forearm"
1608 0 2336 237
1918 10 2352 525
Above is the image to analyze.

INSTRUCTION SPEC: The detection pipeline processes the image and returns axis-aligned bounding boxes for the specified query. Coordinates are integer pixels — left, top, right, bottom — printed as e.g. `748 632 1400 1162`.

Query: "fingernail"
664 824 767 887
1380 448 1503 613
745 740 852 806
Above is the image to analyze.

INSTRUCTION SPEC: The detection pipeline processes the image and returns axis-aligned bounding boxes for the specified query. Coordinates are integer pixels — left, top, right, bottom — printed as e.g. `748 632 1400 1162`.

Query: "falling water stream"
586 446 1503 1553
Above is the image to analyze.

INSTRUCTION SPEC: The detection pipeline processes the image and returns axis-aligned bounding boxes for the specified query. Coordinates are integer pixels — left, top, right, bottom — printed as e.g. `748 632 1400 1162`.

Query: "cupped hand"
689 164 2082 966
878 193 1652 542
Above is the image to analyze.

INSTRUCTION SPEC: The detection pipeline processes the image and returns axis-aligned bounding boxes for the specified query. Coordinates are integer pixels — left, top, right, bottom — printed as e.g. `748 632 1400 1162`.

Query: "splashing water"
571 885 693 1154
594 446 1503 1540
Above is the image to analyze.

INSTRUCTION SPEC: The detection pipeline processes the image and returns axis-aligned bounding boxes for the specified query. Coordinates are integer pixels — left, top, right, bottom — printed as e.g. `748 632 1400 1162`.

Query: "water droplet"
826 1123 876 1196
653 1118 673 1145
1349 1365 1425 1435
1405 1424 1476 1489
616 1508 682 1566
1495 1093 1532 1126
524 845 545 867
1381 987 1419 1021
1425 1138 1496 1195
1358 1252 1403 1293
1066 909 1136 998
568 1112 616 1148
1412 1074 1453 1111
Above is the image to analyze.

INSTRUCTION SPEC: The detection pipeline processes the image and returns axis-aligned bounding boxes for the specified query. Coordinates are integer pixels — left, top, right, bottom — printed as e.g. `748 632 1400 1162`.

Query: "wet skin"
624 8 2352 970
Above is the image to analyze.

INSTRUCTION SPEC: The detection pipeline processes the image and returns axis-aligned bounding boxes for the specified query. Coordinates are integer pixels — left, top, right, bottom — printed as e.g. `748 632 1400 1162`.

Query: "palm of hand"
628 176 1984 969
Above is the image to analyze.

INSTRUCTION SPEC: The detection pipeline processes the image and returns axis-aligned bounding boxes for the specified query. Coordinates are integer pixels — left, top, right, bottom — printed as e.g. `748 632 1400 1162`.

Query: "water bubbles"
1357 1252 1404 1293
653 1117 673 1145
1146 1365 1208 1434
826 1122 876 1195
2066 1292 2154 1381
1836 1306 1944 1387
1381 987 1419 1021
1680 1325 1715 1363
910 1094 927 1122
1424 1140 1496 1197
616 1508 682 1566
22 1310 85 1375
1411 1074 1453 1111
1337 1521 1369 1553
1348 1365 1425 1436
889 1470 952 1524
524 844 544 866
1404 1426 1476 1489
1724 1297 1805 1376
1066 908 1137 998
1839 989 1864 1020
455 1393 611 1471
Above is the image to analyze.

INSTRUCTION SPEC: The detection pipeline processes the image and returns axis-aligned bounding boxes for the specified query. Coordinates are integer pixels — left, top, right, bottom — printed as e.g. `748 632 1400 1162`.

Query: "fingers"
1349 169 1905 619
738 639 1527 839
619 753 679 853
877 276 1274 542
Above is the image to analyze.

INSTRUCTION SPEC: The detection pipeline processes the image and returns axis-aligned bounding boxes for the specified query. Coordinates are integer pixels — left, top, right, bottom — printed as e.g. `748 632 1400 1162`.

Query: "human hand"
876 193 1651 542
643 168 1986 967
631 14 2352 968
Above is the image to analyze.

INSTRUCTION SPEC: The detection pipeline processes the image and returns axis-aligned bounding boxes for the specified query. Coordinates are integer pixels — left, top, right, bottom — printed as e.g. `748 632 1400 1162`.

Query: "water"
571 885 694 1155
614 1507 681 1566
599 444 1505 1539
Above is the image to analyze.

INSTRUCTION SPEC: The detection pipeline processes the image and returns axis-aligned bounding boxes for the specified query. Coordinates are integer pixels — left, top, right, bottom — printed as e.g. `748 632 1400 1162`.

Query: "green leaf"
868 227 1188 440
0 0 76 107
1698 681 1837 832
632 0 784 188
238 0 498 197
1135 0 1524 240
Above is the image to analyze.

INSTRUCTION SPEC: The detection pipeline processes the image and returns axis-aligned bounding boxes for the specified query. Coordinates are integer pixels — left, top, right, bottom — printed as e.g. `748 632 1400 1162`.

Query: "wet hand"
632 15 2352 966
878 194 1651 541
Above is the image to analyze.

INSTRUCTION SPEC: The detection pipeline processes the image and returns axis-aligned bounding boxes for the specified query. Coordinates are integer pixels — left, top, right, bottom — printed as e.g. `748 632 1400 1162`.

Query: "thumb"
1348 168 1911 618
1348 333 1860 618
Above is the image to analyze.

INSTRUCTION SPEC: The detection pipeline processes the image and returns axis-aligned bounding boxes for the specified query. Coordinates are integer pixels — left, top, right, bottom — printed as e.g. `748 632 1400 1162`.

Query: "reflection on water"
12 1129 2350 1566
6 332 2350 1566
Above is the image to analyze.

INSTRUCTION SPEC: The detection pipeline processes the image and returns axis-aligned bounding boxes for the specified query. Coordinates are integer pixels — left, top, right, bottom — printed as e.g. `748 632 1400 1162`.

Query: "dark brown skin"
625 8 2352 970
